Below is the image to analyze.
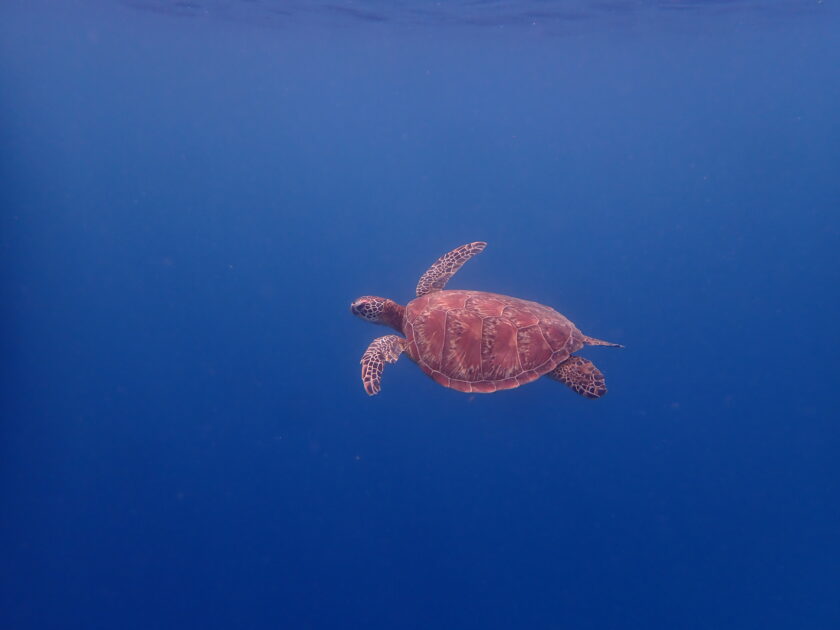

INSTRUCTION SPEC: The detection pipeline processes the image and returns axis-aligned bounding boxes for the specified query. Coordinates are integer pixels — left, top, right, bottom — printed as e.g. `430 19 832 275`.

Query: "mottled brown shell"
403 290 585 393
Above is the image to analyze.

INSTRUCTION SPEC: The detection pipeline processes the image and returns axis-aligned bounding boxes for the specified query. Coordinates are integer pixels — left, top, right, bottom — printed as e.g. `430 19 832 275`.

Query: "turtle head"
351 296 405 332
350 296 388 323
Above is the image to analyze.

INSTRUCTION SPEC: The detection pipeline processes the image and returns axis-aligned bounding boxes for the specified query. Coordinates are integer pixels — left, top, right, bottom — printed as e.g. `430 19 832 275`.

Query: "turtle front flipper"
416 241 486 297
360 335 406 396
547 356 607 399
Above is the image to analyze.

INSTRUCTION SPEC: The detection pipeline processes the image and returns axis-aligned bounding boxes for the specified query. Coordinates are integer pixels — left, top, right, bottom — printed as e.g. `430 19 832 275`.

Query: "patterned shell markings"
404 290 585 393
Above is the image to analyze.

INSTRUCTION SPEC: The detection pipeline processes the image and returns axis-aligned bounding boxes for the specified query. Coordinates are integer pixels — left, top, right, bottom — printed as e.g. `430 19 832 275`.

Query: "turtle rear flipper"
548 356 607 399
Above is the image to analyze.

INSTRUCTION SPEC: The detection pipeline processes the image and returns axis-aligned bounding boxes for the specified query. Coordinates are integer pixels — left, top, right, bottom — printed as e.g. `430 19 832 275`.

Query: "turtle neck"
381 299 406 334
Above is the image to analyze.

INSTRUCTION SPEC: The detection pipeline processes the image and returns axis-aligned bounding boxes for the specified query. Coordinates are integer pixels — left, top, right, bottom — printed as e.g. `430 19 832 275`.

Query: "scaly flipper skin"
416 241 487 297
360 335 406 395
548 356 607 399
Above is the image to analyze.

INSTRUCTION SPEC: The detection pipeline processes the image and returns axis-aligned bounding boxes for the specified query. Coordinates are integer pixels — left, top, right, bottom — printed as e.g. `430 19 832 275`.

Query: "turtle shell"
403 290 585 393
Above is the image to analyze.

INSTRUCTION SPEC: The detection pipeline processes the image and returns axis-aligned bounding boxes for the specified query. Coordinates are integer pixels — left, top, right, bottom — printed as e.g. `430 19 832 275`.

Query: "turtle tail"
583 335 624 349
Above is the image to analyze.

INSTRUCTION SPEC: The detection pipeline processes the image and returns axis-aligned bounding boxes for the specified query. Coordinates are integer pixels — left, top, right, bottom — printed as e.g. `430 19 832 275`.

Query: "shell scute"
480 316 519 381
516 370 542 387
470 381 498 394
465 294 506 318
540 316 576 352
449 378 474 393
431 370 451 389
442 309 484 383
409 307 447 371
495 376 521 390
502 306 540 328
516 324 554 372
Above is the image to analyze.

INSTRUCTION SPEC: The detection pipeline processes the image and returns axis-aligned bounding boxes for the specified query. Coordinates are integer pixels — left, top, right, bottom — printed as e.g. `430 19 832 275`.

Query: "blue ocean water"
1 1 838 628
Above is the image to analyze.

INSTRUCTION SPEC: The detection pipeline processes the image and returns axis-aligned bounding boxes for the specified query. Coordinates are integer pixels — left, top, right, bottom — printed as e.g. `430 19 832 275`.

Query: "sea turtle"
351 242 622 397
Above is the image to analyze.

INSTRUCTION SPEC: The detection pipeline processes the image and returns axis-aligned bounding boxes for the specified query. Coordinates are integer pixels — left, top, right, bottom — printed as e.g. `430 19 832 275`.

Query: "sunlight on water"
124 0 829 30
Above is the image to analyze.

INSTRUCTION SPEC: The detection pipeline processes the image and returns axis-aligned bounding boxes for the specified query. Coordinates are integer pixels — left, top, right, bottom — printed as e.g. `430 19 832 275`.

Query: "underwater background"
1 1 839 628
